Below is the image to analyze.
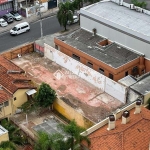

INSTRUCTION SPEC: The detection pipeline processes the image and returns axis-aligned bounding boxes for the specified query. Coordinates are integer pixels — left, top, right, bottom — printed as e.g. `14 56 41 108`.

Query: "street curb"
0 11 58 34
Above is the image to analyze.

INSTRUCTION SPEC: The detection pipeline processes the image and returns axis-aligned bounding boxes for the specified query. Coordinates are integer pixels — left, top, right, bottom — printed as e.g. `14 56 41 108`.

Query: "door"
17 28 21 34
48 0 57 9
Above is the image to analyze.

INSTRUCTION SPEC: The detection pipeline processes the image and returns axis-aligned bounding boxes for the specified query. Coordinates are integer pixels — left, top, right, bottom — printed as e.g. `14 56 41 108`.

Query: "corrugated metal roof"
26 89 37 95
118 75 137 87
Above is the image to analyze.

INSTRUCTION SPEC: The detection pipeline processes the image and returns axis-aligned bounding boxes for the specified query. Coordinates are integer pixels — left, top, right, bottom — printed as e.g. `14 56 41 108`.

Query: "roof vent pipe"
107 115 115 131
119 0 123 5
134 99 142 114
121 110 130 124
92 28 97 36
114 109 122 120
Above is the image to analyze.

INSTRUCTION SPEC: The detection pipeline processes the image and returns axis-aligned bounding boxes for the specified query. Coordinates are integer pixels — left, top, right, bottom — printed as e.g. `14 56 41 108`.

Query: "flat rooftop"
12 53 124 123
56 29 140 68
81 1 150 42
130 72 150 95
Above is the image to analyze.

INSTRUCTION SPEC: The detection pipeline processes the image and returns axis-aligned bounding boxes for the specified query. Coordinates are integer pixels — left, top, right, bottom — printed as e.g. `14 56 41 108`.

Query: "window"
109 73 113 80
132 66 138 74
14 97 16 101
125 71 128 76
21 25 28 29
4 101 9 107
72 54 80 61
87 61 93 68
99 68 104 74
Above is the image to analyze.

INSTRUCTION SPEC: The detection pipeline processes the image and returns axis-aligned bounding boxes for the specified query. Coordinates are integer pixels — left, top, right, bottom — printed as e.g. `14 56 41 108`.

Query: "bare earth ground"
12 52 124 123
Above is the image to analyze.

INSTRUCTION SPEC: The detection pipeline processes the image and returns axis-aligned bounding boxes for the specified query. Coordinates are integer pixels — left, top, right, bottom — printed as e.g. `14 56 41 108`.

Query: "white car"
10 22 30 35
67 15 79 25
9 11 22 21
0 18 8 27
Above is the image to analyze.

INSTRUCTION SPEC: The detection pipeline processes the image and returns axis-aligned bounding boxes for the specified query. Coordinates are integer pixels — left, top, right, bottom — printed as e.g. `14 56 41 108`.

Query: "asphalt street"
0 15 63 52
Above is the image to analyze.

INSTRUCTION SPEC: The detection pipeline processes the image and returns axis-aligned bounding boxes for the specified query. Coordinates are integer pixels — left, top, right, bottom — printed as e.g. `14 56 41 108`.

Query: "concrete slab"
12 52 124 123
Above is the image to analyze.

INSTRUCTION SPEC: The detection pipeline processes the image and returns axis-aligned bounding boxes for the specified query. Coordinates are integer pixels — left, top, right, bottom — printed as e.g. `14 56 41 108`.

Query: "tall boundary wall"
44 43 127 103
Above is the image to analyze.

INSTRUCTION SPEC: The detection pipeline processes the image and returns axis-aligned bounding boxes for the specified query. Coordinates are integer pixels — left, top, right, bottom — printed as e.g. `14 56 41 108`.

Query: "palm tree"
34 120 90 150
0 141 16 150
57 2 74 31
34 131 70 150
1 119 28 145
59 120 90 150
34 131 51 150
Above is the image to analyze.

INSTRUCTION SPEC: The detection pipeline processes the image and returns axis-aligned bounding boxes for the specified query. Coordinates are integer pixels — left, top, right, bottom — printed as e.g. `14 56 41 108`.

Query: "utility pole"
37 2 43 38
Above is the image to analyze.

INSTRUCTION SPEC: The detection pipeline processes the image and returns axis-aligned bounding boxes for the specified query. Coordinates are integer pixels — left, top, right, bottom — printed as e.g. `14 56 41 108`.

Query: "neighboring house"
54 29 144 81
82 100 150 150
0 125 9 143
0 0 13 16
0 56 36 120
79 0 150 73
119 72 150 105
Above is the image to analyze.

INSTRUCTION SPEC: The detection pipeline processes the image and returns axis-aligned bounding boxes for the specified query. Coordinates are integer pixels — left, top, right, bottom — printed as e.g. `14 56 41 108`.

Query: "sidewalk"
0 7 58 34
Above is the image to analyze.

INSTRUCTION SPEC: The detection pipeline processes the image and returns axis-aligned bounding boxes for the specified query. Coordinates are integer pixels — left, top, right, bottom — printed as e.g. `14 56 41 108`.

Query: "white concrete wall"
105 78 126 103
80 15 150 58
40 2 48 12
44 43 126 103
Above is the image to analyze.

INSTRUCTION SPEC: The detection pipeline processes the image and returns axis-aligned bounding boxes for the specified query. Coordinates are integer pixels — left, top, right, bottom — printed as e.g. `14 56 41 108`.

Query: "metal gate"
48 0 57 9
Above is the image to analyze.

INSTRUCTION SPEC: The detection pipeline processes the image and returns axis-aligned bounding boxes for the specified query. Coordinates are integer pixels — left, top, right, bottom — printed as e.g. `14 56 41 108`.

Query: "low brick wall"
1 42 34 60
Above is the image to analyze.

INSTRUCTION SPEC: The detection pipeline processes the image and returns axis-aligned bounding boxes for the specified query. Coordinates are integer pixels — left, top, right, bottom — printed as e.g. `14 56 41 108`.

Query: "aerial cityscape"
0 0 149 149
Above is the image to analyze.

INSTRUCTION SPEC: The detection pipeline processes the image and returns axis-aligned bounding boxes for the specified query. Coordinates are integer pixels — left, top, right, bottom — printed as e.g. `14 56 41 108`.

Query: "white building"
80 0 150 72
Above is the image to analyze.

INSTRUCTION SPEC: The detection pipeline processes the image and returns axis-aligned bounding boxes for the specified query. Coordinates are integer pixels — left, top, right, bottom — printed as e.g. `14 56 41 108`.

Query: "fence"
1 43 34 60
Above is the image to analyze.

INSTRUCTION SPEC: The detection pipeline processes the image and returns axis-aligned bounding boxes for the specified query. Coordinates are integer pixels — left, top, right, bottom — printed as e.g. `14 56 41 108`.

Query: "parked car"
10 22 30 35
67 15 79 25
9 11 22 21
0 18 8 27
3 14 13 23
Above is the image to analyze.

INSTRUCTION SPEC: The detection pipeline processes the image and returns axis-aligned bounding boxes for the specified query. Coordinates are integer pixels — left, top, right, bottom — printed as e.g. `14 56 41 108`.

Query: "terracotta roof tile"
87 107 150 150
23 145 33 150
0 89 12 103
0 56 35 93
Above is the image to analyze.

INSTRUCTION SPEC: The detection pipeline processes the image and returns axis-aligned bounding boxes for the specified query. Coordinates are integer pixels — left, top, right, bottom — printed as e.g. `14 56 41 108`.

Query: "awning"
26 89 37 96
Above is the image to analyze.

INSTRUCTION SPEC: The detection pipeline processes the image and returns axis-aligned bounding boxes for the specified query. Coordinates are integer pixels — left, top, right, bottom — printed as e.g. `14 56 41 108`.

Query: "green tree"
34 131 51 150
35 83 57 108
1 119 28 145
34 120 90 150
34 131 72 150
72 0 83 9
20 99 37 114
0 141 16 150
57 2 74 31
131 0 147 8
59 120 90 150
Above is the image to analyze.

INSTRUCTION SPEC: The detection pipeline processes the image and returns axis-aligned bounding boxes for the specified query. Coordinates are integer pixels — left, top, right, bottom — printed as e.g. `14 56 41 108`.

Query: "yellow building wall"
144 93 150 105
0 99 13 120
53 98 94 129
0 133 9 143
13 89 29 113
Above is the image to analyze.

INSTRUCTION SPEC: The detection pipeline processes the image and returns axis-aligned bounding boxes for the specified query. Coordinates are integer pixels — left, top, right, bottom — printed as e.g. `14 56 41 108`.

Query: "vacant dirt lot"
12 52 124 123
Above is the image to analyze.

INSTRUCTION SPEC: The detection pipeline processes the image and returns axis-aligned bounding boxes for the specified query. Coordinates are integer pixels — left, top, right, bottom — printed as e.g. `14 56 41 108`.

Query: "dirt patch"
12 52 124 123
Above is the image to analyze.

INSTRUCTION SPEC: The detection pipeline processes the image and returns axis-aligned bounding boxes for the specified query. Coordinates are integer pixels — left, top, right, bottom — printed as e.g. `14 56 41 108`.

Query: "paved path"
0 7 58 34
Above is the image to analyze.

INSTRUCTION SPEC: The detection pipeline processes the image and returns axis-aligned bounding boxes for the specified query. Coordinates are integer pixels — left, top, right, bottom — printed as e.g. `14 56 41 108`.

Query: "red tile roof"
0 89 12 103
86 107 150 150
0 56 35 94
23 145 33 150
